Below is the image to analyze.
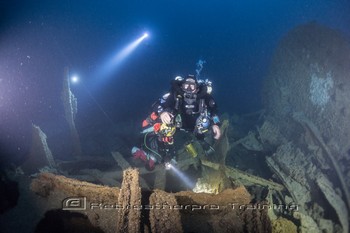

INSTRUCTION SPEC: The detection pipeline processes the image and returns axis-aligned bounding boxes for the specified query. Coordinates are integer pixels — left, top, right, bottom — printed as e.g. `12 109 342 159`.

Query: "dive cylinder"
185 142 198 158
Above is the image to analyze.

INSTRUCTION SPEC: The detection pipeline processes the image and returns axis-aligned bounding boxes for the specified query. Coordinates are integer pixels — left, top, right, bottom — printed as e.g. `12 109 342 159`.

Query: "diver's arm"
155 92 176 124
206 95 221 139
206 95 220 125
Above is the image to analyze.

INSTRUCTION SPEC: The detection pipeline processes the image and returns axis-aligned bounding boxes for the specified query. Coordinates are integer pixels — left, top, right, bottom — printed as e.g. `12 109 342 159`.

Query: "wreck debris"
271 217 297 233
153 168 166 190
242 205 272 233
149 190 183 233
201 159 284 192
293 212 320 233
265 151 310 211
230 128 268 153
257 120 287 147
111 151 153 190
175 185 270 233
193 177 220 194
28 168 275 232
31 173 120 233
261 22 350 233
238 131 264 152
21 124 56 174
175 186 251 206
262 23 350 154
31 172 119 200
111 151 131 170
292 112 350 211
61 67 82 157
316 174 348 233
116 168 141 233
193 166 233 194
266 188 278 220
266 142 348 233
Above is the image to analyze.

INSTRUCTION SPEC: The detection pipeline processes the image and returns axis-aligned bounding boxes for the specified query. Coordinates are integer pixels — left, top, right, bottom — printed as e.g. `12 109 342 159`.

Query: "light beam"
98 32 149 80
169 165 195 189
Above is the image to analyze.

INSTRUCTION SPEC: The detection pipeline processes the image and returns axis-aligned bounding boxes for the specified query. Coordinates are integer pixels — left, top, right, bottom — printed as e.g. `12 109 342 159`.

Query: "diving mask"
182 78 197 93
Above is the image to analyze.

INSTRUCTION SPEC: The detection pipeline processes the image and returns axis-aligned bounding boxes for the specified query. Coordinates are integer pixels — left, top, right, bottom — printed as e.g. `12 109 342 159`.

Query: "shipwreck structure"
61 67 82 157
28 169 271 233
262 22 350 233
1 118 295 233
21 124 56 174
3 22 349 233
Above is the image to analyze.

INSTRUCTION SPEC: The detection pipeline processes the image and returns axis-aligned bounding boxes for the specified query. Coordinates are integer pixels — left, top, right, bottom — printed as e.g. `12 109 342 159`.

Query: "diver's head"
182 75 198 93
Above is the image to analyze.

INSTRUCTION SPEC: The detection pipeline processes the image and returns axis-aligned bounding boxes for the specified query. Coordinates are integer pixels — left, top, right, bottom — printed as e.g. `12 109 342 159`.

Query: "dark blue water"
1 0 349 163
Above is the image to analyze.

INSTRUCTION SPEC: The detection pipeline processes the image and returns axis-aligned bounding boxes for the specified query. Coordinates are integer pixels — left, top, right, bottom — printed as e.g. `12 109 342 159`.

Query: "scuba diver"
132 74 221 170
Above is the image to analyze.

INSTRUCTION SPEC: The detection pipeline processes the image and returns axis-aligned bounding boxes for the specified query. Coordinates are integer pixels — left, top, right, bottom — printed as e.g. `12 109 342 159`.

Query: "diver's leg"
132 133 159 170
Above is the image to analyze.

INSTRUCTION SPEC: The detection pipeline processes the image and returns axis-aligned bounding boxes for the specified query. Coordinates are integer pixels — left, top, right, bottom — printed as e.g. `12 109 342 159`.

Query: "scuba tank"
185 142 198 158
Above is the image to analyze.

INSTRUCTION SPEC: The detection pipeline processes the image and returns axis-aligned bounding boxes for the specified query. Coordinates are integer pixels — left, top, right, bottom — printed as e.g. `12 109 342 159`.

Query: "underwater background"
1 1 350 233
0 0 349 171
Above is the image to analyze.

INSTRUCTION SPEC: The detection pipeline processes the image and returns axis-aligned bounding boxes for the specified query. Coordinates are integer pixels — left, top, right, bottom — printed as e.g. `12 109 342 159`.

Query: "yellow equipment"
185 142 198 158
